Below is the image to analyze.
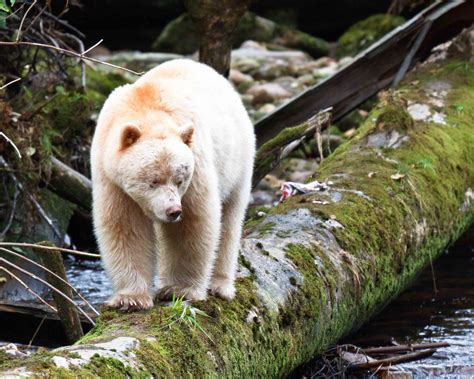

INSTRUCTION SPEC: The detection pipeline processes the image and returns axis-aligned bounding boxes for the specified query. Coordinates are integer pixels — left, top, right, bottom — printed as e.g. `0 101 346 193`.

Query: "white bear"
91 59 256 311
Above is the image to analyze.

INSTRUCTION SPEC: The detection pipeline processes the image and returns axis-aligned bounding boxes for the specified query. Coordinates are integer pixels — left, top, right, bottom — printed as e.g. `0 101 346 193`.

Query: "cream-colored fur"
91 59 255 310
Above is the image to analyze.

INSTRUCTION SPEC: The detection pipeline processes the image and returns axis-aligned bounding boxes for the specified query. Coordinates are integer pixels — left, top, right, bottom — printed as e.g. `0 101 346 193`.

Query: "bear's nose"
166 206 182 222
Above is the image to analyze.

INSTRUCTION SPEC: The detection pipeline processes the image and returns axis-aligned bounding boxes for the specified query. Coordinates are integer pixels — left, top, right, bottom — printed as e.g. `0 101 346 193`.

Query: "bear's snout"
166 205 182 222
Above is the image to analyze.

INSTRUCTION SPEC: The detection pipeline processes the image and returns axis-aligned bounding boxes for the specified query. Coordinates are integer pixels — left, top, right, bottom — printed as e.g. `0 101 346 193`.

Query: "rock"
312 61 338 79
0 344 29 358
337 14 405 57
253 60 290 80
229 69 254 85
257 103 277 114
296 73 316 86
232 42 310 61
247 82 293 104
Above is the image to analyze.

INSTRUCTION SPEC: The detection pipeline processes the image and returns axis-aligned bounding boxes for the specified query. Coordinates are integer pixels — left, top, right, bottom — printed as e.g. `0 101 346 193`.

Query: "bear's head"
113 122 195 223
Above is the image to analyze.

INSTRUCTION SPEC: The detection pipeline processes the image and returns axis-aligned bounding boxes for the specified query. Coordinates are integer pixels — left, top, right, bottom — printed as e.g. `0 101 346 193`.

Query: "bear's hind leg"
94 178 156 311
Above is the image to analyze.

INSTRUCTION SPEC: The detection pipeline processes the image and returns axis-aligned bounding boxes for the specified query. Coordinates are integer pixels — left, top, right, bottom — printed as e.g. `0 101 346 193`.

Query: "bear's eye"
150 179 160 188
177 180 183 187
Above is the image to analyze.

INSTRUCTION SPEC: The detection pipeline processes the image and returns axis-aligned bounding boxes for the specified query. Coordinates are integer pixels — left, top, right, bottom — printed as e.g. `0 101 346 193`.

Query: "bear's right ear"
120 124 141 150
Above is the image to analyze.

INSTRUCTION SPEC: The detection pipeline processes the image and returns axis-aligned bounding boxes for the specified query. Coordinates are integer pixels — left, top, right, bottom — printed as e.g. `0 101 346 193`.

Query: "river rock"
229 69 254 85
247 82 293 104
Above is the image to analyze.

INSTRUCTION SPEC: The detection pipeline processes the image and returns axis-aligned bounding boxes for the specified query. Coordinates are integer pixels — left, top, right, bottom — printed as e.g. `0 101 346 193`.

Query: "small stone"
247 83 293 104
229 69 253 85
258 103 276 114
407 103 431 121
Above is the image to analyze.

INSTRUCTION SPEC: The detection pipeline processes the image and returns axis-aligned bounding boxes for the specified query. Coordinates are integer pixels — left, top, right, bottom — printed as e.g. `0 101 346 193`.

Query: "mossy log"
2 44 473 377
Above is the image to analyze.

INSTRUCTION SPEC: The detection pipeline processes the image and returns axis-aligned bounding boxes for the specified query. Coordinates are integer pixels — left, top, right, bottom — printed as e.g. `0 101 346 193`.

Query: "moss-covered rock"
337 14 405 57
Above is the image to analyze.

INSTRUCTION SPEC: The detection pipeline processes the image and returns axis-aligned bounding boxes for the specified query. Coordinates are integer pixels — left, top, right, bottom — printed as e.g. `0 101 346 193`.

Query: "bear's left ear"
120 124 141 150
178 122 194 146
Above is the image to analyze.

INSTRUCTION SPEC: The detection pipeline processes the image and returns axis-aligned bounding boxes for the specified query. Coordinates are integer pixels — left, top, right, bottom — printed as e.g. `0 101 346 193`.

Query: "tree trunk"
1 34 473 378
185 0 251 77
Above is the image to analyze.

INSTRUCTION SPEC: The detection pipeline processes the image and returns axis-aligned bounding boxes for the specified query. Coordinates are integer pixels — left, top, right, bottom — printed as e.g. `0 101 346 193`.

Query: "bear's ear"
178 122 194 146
120 124 141 149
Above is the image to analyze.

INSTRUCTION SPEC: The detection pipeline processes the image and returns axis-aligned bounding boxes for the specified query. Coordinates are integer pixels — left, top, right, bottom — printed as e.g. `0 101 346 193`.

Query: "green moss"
375 103 414 130
337 14 405 57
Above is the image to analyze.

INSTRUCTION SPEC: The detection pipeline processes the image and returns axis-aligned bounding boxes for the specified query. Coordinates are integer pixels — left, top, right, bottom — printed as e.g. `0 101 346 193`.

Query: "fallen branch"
48 156 92 211
361 341 450 356
348 349 437 371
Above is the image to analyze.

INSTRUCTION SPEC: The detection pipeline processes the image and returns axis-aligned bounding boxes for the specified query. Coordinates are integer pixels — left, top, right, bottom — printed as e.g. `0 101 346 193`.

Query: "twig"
62 32 86 88
0 242 100 258
0 247 99 316
0 258 95 324
83 38 103 55
15 0 38 42
348 349 437 371
21 4 46 39
28 315 46 348
0 77 21 90
0 132 22 158
428 250 438 294
0 40 144 75
361 341 449 355
0 266 57 312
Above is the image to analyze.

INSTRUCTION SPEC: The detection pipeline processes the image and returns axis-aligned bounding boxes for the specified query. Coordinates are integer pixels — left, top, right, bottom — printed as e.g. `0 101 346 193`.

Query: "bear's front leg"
93 178 156 311
156 187 221 302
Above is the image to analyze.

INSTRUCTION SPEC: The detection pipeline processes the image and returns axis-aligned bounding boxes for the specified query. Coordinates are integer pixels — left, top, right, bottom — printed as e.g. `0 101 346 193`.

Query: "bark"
38 244 84 343
184 0 251 76
48 156 92 211
1 37 473 376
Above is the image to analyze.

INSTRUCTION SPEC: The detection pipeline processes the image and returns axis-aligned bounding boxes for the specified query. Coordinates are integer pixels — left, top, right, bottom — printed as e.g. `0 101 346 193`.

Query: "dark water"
332 228 474 378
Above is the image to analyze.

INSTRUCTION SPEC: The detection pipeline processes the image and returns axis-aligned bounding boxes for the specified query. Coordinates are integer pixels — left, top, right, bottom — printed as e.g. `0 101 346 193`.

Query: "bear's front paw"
209 279 236 300
155 285 207 302
105 293 154 312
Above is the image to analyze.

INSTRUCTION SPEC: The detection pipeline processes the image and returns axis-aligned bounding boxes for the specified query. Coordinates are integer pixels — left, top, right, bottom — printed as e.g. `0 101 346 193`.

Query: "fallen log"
48 156 92 211
1 27 473 376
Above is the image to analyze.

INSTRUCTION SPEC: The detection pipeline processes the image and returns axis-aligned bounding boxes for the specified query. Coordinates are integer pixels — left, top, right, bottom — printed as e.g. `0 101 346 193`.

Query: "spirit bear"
91 59 255 311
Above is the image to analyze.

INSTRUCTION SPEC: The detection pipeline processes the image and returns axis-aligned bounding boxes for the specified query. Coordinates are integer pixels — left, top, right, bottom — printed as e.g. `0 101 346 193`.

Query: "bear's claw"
106 293 154 312
155 285 207 302
209 279 236 300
